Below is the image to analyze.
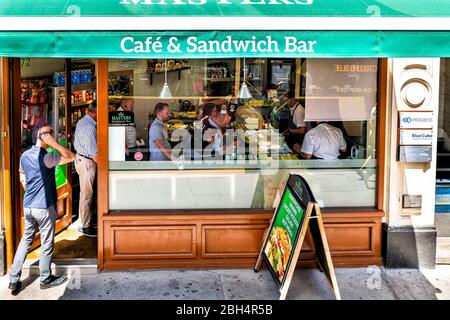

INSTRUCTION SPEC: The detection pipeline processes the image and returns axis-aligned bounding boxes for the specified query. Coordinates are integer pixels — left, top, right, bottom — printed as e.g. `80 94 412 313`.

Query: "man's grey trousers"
10 206 57 284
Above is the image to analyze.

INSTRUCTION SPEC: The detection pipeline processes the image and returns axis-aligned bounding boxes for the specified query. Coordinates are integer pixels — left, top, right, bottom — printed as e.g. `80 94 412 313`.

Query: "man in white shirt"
117 97 138 160
287 93 306 136
284 91 306 150
300 122 347 160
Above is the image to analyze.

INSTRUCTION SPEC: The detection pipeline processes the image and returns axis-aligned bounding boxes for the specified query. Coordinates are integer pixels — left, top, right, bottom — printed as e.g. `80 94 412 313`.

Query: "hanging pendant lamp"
239 57 252 99
160 59 173 99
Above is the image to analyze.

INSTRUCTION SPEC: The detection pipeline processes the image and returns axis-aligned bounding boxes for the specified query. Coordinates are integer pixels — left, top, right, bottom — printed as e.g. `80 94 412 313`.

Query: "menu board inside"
263 186 306 286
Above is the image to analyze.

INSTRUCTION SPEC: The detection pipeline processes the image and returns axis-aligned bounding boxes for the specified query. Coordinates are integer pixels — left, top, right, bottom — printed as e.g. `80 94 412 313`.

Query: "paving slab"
437 237 450 264
1 266 450 300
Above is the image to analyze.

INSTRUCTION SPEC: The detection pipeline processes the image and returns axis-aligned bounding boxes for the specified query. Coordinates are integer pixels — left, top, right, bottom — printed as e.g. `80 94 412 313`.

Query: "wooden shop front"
2 55 386 271
6 0 436 271
96 57 387 271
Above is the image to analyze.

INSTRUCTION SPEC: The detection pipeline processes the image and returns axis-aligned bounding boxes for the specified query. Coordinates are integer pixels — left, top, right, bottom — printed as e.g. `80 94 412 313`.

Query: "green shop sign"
264 187 304 284
1 31 450 58
109 111 135 126
1 0 450 17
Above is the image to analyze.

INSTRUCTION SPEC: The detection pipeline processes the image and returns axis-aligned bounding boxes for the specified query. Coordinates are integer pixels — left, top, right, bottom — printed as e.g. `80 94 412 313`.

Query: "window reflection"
107 58 379 209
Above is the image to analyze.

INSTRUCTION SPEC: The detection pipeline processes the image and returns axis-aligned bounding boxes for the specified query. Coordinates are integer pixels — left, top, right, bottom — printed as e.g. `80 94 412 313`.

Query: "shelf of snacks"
204 77 234 82
147 59 191 85
149 111 197 122
57 89 96 108
165 119 194 132
20 78 48 105
72 81 96 92
171 111 198 119
52 82 96 91
72 100 94 108
149 66 191 75
242 99 277 108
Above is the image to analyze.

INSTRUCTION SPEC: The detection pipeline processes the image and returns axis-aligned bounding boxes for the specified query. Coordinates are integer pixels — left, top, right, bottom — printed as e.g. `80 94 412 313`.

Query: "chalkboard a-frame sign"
255 174 341 300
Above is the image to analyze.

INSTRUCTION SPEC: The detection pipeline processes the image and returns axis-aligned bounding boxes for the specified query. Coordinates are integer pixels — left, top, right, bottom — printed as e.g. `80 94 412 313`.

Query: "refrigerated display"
51 81 97 150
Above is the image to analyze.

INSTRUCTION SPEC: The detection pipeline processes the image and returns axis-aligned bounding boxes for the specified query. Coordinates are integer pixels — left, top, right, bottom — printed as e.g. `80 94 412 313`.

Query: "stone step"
22 259 98 276
436 237 450 264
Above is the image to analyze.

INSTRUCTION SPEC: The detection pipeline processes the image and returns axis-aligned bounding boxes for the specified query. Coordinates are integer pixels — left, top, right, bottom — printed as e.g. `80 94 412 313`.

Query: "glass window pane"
108 58 379 210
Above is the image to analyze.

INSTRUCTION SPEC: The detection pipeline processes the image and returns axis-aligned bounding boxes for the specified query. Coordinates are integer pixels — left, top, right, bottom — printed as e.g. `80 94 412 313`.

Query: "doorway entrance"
9 58 98 263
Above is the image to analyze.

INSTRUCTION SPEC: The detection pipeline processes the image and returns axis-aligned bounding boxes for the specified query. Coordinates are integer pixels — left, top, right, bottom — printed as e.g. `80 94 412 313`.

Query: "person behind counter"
284 91 306 149
296 122 347 160
149 102 176 161
199 103 231 158
117 97 137 160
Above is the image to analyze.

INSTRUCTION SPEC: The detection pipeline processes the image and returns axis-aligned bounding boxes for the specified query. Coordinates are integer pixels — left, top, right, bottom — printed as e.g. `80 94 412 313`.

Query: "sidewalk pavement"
1 265 450 300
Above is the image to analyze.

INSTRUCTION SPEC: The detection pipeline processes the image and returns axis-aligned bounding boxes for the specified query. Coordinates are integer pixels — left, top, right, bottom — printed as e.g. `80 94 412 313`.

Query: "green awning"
1 31 450 58
1 1 450 58
0 0 450 17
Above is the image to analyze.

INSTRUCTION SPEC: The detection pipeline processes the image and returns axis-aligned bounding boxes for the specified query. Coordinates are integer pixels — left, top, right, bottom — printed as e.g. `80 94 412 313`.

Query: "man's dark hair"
88 101 97 114
202 103 219 117
154 102 169 115
37 127 54 141
287 91 296 99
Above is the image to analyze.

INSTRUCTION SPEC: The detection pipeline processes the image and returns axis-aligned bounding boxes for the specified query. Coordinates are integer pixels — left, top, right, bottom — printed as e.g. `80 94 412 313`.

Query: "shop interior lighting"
239 58 253 99
160 59 173 99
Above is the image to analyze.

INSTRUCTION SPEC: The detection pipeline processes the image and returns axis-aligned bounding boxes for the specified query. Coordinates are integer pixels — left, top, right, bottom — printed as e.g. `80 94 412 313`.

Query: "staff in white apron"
284 91 306 151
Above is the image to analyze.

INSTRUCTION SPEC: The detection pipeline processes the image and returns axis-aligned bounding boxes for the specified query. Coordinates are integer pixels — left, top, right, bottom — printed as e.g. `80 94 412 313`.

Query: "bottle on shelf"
53 72 59 86
87 69 93 82
80 69 87 83
72 70 81 85
54 72 65 86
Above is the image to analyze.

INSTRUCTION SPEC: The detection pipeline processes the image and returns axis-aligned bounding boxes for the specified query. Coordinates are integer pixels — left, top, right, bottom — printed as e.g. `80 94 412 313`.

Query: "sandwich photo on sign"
256 174 341 300
263 187 305 285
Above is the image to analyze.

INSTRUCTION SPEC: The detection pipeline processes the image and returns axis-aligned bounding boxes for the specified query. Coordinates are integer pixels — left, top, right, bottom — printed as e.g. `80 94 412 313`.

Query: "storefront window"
108 58 378 210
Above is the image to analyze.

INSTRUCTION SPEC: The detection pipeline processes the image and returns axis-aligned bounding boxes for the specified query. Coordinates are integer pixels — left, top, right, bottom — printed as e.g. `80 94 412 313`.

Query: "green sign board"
47 139 68 189
1 0 450 17
263 187 305 285
2 30 450 58
109 111 135 126
257 174 340 299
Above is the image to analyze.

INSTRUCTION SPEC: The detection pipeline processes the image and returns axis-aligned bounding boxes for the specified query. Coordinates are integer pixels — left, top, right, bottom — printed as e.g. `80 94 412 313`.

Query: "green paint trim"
1 31 450 58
